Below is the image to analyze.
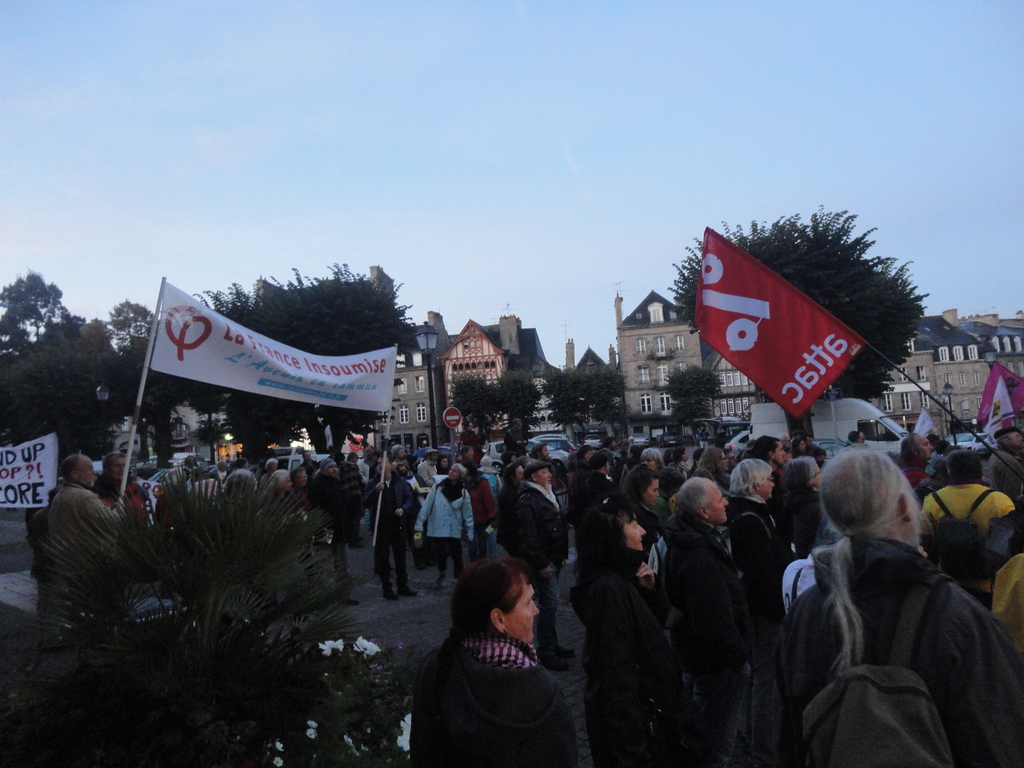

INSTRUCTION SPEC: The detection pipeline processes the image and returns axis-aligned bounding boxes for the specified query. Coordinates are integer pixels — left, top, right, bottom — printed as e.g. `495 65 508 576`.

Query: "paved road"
0 508 594 766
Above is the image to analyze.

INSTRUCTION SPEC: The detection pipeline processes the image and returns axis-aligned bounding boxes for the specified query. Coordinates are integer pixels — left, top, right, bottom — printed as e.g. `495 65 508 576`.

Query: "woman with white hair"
776 449 1024 767
727 459 794 768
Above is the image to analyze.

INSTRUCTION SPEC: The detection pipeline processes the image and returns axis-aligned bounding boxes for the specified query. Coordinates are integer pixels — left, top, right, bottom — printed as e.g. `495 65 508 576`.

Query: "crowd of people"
25 421 1024 767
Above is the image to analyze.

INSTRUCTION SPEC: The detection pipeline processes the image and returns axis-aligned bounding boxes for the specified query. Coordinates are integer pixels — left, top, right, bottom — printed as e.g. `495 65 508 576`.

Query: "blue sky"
2 1 1021 365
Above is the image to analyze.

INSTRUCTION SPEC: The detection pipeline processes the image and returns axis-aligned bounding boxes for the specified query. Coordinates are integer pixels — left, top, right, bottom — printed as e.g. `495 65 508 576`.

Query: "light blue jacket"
415 481 474 540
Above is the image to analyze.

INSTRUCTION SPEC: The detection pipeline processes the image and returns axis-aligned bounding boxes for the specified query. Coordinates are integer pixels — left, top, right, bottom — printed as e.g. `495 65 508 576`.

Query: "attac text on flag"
695 228 867 418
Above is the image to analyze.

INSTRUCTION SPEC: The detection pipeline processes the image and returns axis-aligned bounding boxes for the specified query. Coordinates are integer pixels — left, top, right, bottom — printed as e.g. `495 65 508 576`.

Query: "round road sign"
442 406 462 430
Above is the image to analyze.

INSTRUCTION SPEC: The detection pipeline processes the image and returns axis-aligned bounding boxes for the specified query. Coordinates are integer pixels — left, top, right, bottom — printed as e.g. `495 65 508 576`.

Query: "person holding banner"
364 460 418 601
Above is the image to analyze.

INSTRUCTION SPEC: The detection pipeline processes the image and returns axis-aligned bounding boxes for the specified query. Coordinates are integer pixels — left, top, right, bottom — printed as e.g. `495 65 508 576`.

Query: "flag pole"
372 345 399 549
120 278 166 499
868 343 1024 484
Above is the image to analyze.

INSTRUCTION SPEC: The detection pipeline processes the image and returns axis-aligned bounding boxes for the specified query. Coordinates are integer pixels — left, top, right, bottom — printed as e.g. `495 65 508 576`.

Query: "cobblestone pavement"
0 510 594 766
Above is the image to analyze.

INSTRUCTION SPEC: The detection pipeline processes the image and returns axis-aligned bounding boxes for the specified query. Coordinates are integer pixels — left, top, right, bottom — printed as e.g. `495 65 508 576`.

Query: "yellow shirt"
922 483 1015 537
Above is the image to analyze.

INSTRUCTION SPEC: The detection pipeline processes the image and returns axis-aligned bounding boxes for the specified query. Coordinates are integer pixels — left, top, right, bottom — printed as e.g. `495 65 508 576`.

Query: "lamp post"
943 381 956 444
414 323 440 448
982 335 999 367
96 383 110 453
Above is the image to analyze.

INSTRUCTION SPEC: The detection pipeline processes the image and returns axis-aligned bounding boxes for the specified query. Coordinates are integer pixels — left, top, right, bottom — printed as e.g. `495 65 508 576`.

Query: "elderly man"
664 478 749 768
364 460 418 600
898 433 934 488
416 448 439 488
517 459 572 671
49 454 119 540
776 449 1024 767
93 452 149 522
991 426 1024 501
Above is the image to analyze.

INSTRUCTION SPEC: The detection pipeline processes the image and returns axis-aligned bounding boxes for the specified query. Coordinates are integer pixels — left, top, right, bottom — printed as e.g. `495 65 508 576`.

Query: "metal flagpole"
372 345 399 549
120 278 167 499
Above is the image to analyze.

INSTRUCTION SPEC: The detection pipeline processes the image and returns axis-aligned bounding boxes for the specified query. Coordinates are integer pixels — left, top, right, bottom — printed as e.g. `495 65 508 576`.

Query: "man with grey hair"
776 449 1024 766
898 432 933 488
663 478 749 768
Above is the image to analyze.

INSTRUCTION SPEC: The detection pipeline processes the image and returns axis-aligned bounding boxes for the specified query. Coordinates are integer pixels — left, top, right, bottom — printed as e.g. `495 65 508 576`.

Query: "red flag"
695 228 867 418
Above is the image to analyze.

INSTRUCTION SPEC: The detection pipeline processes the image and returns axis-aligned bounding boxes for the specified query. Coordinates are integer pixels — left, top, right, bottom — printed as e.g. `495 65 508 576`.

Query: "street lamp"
414 323 440 448
981 335 999 367
943 381 957 444
95 383 110 454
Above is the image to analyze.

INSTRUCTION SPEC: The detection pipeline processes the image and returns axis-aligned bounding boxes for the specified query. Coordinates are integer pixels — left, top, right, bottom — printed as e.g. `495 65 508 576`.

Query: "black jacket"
662 515 749 675
727 495 793 625
496 482 522 556
411 645 577 768
363 474 414 534
782 488 822 559
777 538 1024 768
516 484 568 571
570 567 684 768
308 472 360 539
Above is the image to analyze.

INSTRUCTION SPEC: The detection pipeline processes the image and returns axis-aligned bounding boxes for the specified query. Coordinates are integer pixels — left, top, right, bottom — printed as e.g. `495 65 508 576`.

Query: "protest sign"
150 283 397 412
0 433 58 508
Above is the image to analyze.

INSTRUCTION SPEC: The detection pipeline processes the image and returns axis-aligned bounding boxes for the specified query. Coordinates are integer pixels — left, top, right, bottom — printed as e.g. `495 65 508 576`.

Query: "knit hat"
319 458 337 471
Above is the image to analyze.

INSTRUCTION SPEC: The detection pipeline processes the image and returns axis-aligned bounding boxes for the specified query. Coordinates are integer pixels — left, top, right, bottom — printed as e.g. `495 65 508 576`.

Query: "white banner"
914 409 935 435
151 283 397 412
0 433 58 508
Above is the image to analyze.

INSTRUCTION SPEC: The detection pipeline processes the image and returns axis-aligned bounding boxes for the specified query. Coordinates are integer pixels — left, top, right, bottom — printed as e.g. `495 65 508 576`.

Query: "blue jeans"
532 562 561 658
686 663 750 768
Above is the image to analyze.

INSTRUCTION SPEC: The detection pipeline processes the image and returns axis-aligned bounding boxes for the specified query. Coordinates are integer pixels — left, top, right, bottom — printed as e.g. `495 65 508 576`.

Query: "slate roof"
913 316 977 351
577 346 606 368
619 291 680 327
481 323 554 373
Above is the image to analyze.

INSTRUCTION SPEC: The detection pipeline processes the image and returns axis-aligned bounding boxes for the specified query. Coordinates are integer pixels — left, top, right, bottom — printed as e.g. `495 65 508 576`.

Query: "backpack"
801 579 955 768
929 489 998 580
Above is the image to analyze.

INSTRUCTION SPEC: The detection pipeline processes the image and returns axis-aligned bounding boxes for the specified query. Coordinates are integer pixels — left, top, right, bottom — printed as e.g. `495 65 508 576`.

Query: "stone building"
614 290 703 440
875 309 1024 436
705 352 759 419
390 311 451 450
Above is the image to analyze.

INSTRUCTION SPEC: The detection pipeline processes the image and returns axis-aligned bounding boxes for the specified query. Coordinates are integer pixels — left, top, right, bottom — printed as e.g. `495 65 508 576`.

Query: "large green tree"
673 209 926 401
497 371 543 430
542 366 626 436
450 375 503 437
665 365 721 425
204 265 414 457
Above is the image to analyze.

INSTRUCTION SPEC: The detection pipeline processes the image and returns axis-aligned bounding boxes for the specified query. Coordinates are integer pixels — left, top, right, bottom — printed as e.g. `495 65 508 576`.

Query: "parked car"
949 433 993 458
629 433 650 448
524 437 575 464
725 430 751 454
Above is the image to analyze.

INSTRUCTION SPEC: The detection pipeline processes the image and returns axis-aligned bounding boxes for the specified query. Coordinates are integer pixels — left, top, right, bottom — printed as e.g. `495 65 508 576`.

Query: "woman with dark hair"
411 557 578 768
436 452 452 476
415 464 474 589
463 460 497 562
496 458 528 557
782 457 822 559
692 446 731 496
622 466 662 555
570 496 700 768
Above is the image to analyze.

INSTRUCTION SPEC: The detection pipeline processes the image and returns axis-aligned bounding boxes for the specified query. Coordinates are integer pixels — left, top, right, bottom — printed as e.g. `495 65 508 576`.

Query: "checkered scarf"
460 632 539 669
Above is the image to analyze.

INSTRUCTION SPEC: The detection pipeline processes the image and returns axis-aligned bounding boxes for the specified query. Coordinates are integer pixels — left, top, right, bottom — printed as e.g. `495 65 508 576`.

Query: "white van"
750 398 907 453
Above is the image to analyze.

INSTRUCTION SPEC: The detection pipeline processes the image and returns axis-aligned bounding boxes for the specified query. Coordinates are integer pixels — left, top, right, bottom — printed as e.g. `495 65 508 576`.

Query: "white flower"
353 637 381 657
396 713 412 752
306 728 317 739
273 758 284 767
274 740 284 752
307 720 318 728
318 639 345 657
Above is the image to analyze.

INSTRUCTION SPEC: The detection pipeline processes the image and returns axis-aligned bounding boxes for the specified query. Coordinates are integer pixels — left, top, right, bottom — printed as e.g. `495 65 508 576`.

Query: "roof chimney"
565 338 575 370
614 294 623 327
941 309 960 327
608 344 617 367
498 316 520 355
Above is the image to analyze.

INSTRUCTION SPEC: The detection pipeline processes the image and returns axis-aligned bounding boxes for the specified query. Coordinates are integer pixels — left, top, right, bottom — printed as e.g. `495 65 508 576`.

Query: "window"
1016 337 1023 353
916 366 927 380
741 397 750 412
938 347 949 362
660 393 672 413
649 303 664 323
415 375 425 392
718 372 727 386
944 373 951 385
636 338 648 355
638 366 650 383
741 373 749 386
958 372 966 387
727 400 735 415
719 400 727 415
413 353 423 366
654 337 666 355
920 392 928 408
960 399 970 415
953 346 964 361
398 405 409 424
726 372 735 387
899 368 908 381
416 403 426 422
883 394 893 412
674 335 685 350
973 371 980 385
909 339 916 353
396 378 407 394
640 393 652 413
967 345 978 360
901 392 911 411
657 364 669 385
1004 337 1012 353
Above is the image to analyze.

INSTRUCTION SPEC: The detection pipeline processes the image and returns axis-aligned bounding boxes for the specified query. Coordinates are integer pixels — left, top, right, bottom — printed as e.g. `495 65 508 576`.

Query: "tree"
584 367 627 428
673 209 926 400
0 271 83 355
666 365 721 425
542 367 627 436
450 375 502 437
497 370 543 430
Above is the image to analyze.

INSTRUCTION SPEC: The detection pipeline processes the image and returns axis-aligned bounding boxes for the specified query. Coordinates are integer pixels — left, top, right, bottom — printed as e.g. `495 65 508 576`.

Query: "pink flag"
978 363 1024 431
